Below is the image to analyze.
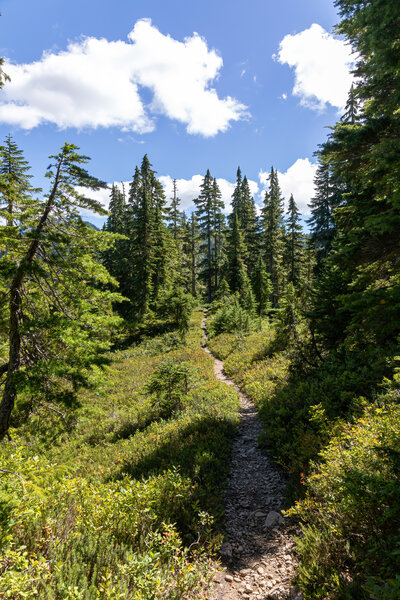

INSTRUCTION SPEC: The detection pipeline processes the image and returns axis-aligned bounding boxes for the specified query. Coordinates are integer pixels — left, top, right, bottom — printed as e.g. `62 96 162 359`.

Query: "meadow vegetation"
0 309 239 599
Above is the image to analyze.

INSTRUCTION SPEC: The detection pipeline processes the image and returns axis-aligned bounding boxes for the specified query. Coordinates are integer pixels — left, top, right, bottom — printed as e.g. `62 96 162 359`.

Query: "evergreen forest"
0 1 399 598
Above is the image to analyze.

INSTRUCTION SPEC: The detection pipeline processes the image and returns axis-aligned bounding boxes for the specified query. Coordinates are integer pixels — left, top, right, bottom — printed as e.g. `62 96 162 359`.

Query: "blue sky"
0 0 355 225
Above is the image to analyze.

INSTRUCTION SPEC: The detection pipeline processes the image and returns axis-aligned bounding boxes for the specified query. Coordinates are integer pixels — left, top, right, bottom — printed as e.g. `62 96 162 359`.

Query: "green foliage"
252 253 272 317
0 140 123 438
309 0 400 357
194 171 225 303
288 378 400 599
146 359 198 417
284 194 304 288
209 296 254 336
260 167 285 306
156 288 196 339
0 309 239 598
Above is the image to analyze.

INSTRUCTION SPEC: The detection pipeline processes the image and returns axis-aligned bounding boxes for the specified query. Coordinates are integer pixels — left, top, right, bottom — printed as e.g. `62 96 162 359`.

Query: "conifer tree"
230 168 259 277
261 167 285 306
310 0 400 349
103 185 127 297
105 184 125 235
211 178 225 294
252 253 272 316
0 135 38 229
194 170 214 303
341 84 360 124
284 194 304 287
0 56 9 89
231 167 243 218
151 177 170 302
127 156 155 317
166 179 183 241
240 175 259 274
226 213 247 293
0 143 122 440
307 158 341 271
175 213 192 292
188 213 200 297
124 156 175 318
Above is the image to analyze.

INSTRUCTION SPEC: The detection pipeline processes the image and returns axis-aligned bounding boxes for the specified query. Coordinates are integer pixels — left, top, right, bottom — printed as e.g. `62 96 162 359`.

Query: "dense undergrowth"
208 318 400 599
0 309 239 599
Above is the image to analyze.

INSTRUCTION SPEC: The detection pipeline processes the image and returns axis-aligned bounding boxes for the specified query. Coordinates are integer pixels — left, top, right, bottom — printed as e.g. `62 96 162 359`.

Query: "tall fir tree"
229 168 259 276
188 213 200 298
307 157 341 271
127 157 154 317
211 177 225 295
240 175 259 274
176 213 192 292
151 176 174 303
340 84 360 124
261 167 285 306
165 179 183 241
284 194 304 287
311 0 400 350
105 184 125 235
0 135 38 229
194 169 214 303
230 167 243 219
226 213 248 294
124 155 173 318
102 185 129 311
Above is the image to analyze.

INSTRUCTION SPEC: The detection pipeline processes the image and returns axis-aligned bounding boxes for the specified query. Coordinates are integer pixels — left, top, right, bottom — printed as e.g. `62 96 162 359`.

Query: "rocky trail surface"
201 314 301 600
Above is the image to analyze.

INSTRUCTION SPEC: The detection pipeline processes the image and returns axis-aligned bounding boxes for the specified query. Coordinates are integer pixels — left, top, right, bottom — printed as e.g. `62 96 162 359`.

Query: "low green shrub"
146 358 198 417
208 297 254 337
288 377 400 599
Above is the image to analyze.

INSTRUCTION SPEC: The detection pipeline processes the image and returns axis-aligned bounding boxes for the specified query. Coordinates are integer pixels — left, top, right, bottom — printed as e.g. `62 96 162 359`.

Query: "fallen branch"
37 401 68 426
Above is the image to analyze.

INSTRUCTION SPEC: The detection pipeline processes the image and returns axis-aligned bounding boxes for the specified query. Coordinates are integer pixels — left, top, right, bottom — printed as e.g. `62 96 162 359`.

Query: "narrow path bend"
201 314 301 600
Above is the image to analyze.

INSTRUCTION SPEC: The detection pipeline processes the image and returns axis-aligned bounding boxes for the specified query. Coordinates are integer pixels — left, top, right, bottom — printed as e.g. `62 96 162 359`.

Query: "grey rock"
220 542 233 560
265 511 284 528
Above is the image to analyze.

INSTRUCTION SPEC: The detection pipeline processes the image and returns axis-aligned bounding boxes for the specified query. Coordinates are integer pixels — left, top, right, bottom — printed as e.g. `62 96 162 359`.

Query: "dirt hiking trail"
201 313 301 600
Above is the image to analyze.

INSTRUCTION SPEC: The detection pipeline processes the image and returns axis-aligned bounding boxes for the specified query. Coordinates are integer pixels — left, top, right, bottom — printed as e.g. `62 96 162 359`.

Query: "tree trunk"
0 282 22 438
0 157 62 440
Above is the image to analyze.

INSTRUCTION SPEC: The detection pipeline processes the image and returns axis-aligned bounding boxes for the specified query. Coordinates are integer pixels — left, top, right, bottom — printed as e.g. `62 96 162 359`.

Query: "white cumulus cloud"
276 23 356 111
159 174 258 214
259 158 317 215
0 19 247 136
